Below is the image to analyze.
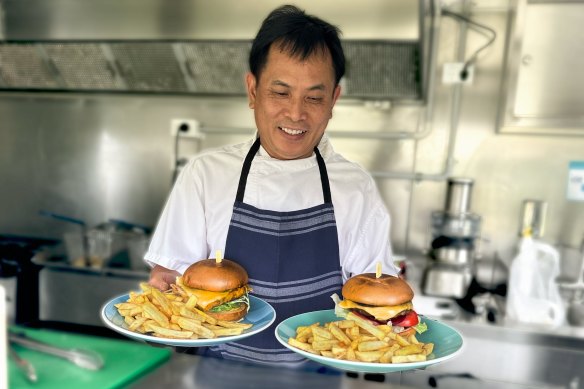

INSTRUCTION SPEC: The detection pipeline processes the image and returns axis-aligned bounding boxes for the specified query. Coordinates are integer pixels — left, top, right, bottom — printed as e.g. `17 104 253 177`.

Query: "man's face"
246 44 341 160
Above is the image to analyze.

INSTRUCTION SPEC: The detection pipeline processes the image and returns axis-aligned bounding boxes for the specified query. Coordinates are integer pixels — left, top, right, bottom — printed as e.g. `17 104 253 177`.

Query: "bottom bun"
207 303 248 322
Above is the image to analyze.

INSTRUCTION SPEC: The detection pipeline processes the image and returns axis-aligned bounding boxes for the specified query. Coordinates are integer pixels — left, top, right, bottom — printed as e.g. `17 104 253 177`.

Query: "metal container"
519 199 547 238
445 177 475 216
422 263 473 299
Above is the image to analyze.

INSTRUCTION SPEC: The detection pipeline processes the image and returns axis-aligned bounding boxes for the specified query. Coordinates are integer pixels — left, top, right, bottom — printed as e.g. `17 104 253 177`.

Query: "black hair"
249 5 345 86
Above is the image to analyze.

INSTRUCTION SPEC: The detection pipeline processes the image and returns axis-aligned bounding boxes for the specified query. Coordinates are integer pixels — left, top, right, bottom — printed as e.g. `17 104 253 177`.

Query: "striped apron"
206 137 343 366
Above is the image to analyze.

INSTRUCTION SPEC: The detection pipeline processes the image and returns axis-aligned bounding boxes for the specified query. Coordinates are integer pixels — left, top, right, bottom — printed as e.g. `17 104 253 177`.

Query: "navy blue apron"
206 137 343 367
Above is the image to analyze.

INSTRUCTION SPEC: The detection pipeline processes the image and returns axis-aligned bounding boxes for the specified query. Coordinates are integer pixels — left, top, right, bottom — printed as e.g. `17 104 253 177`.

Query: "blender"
422 178 482 298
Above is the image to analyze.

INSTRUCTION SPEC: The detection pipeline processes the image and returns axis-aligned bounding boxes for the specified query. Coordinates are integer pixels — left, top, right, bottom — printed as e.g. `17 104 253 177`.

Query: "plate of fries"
101 284 276 347
275 309 463 373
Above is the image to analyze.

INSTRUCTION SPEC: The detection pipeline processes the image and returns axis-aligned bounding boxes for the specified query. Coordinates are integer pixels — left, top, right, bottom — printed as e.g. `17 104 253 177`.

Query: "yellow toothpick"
376 262 382 278
215 250 223 263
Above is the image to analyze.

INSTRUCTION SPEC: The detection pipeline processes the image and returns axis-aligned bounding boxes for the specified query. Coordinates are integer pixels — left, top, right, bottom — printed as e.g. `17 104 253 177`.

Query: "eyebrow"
271 80 326 92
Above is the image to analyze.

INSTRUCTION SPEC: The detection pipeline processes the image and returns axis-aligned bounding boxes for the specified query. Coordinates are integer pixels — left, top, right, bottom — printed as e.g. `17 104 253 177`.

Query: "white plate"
101 294 276 347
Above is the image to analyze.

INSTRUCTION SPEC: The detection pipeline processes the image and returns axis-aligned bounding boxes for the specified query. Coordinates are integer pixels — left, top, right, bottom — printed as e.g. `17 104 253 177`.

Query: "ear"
245 72 257 109
332 84 341 106
330 84 342 118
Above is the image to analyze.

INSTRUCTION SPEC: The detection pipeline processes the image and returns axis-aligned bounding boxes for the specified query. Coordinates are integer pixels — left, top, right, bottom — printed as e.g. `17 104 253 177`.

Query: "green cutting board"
8 326 171 389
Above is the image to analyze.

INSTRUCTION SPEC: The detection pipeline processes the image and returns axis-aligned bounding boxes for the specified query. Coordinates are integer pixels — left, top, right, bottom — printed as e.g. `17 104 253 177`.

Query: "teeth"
280 127 306 135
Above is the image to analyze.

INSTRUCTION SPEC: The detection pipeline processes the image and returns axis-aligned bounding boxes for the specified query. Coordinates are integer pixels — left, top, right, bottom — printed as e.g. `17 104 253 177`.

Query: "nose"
286 97 307 122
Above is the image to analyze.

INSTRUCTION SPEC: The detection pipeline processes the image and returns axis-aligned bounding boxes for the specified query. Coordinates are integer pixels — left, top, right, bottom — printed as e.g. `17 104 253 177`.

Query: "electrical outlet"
170 118 204 138
442 63 474 85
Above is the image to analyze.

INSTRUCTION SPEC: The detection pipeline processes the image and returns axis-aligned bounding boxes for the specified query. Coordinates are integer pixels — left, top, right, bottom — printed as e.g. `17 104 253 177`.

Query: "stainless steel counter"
126 353 415 389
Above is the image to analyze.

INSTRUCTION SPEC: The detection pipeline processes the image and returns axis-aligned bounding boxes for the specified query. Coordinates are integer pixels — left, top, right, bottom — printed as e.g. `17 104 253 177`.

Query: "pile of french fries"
115 282 252 339
288 312 434 364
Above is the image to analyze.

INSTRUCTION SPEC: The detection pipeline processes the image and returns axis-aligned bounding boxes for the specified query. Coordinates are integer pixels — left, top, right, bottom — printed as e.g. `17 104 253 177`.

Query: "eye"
269 89 289 97
307 96 324 103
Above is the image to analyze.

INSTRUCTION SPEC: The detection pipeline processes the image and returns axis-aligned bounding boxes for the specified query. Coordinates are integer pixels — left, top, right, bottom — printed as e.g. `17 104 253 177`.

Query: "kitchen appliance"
0 235 59 325
422 178 482 298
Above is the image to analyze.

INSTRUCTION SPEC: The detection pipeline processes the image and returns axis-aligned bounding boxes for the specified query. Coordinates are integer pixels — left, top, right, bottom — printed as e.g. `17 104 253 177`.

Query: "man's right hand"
149 264 180 291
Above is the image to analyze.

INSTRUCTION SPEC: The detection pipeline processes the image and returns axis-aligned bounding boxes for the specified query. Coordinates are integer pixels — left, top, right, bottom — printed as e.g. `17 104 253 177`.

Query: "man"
145 4 397 366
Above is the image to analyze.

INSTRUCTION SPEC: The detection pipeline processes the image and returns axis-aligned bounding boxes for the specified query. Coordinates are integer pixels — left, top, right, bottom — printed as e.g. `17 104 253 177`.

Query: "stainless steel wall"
1 1 583 271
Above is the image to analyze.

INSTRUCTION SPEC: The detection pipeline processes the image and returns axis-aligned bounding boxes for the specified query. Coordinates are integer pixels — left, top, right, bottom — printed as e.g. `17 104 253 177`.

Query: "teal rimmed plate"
275 309 463 373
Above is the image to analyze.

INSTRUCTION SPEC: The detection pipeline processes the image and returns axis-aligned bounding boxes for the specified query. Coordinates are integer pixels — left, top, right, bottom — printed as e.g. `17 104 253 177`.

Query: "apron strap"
235 137 332 204
235 138 261 202
314 147 332 204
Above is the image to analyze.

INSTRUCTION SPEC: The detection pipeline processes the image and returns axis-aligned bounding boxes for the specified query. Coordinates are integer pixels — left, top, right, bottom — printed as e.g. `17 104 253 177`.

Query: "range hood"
0 0 433 101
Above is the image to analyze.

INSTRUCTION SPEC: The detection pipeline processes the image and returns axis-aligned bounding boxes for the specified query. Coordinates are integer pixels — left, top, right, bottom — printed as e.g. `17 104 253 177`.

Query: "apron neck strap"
236 137 332 204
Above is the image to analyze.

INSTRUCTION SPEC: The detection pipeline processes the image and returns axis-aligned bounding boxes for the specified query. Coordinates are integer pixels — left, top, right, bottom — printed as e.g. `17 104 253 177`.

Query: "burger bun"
207 303 248 322
183 258 248 292
342 273 413 306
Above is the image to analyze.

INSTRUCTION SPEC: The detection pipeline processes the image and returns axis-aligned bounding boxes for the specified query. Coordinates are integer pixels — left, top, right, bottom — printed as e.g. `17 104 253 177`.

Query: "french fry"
193 307 218 325
394 344 424 356
176 316 216 338
284 317 436 365
147 324 194 339
408 334 420 344
385 331 411 347
212 328 245 337
346 326 361 340
288 338 318 354
185 295 198 310
124 315 134 326
151 288 173 317
423 343 434 356
347 312 386 340
337 320 355 329
116 284 254 341
329 324 352 345
128 316 148 332
179 306 207 322
139 282 153 293
392 354 427 363
311 326 333 340
346 347 357 361
379 349 395 363
355 350 384 362
357 340 388 352
142 301 169 327
312 339 340 351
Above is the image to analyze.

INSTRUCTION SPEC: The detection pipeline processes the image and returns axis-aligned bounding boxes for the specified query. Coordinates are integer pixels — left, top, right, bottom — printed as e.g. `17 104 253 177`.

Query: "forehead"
259 43 335 85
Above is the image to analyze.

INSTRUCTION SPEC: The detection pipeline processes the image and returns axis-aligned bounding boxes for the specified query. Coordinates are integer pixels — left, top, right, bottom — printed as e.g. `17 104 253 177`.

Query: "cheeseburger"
336 273 426 336
175 258 251 321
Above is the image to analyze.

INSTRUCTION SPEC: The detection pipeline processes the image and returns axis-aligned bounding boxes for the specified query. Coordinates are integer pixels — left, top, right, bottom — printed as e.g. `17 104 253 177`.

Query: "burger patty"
338 299 413 321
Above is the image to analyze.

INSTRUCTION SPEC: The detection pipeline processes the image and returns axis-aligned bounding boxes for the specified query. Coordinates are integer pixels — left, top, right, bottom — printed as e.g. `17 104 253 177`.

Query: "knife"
9 344 38 383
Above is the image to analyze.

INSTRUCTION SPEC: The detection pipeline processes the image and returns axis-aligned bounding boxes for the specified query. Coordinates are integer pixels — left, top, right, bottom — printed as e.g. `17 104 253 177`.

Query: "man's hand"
149 264 180 291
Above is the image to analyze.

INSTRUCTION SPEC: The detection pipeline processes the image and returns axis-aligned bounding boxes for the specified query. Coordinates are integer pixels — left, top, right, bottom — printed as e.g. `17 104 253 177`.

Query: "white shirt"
145 135 397 281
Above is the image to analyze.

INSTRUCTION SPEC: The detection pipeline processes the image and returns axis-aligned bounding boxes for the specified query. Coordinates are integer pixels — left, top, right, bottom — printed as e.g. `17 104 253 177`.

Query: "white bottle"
506 232 566 327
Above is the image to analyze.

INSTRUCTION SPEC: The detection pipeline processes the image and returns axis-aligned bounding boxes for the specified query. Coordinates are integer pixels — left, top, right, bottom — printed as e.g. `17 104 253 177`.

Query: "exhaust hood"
0 0 433 101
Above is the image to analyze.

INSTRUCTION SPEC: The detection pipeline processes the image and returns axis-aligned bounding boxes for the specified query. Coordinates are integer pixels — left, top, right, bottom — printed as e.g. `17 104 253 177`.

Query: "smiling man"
145 5 398 368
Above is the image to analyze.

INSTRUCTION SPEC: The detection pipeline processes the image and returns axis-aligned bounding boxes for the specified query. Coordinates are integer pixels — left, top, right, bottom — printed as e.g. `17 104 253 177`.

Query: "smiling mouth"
279 126 307 135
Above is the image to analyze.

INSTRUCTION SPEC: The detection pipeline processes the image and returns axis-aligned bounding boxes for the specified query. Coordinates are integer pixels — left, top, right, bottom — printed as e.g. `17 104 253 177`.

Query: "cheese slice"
338 299 413 321
176 277 248 311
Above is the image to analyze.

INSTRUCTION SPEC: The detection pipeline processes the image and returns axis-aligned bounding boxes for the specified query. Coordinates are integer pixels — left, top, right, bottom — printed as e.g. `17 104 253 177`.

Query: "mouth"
279 126 307 136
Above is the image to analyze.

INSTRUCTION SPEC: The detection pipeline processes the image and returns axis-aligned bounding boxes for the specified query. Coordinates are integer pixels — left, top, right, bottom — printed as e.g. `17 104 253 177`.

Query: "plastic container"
506 236 566 327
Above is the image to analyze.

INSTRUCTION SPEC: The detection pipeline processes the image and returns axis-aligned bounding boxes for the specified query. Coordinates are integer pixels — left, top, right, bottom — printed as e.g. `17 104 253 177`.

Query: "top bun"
183 258 248 292
342 273 413 306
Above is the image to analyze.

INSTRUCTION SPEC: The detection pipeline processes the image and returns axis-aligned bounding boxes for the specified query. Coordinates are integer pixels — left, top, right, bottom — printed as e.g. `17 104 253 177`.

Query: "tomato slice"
391 310 419 327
